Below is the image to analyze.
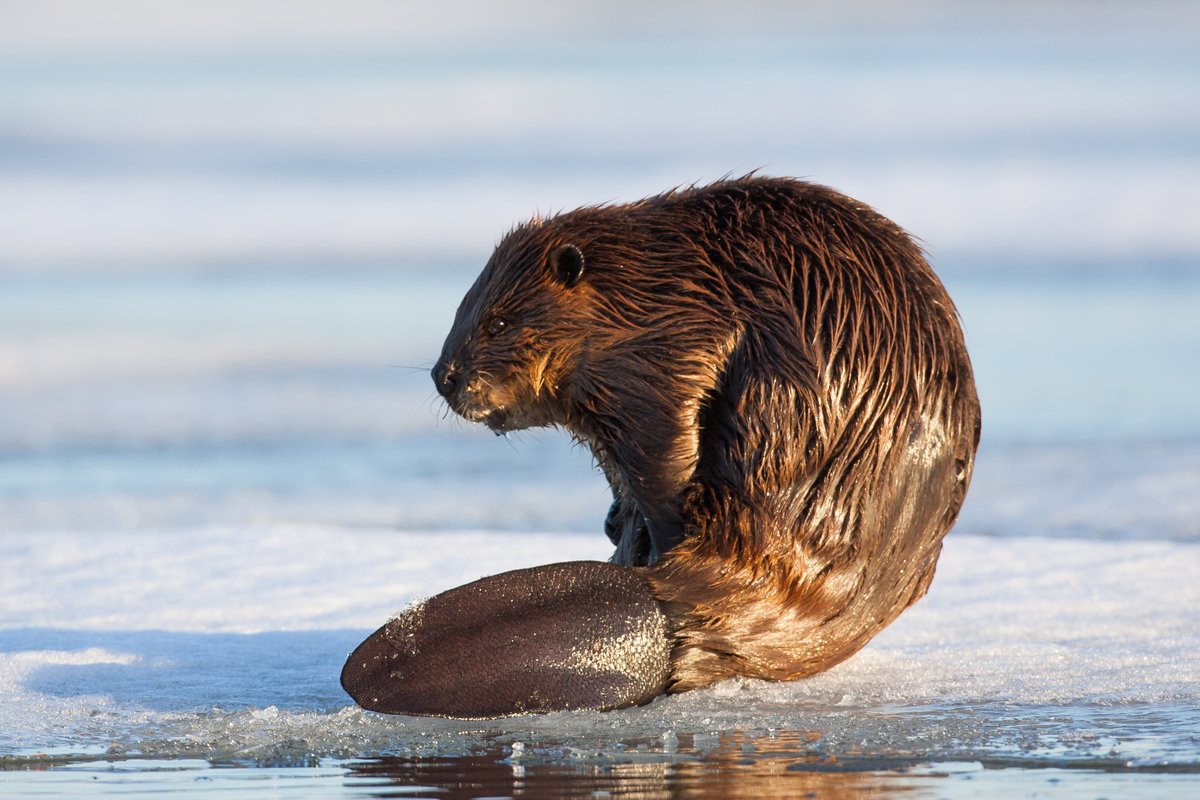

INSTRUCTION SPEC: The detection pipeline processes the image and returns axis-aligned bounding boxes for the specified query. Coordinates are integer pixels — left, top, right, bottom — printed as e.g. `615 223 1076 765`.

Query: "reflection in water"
345 730 938 799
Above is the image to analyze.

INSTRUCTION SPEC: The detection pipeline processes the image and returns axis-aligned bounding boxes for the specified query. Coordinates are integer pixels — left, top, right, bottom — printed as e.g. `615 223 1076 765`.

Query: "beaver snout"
432 359 461 399
432 359 511 430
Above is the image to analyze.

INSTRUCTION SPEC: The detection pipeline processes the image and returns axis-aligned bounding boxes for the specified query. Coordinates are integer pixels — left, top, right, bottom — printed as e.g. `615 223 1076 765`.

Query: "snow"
1 527 1197 763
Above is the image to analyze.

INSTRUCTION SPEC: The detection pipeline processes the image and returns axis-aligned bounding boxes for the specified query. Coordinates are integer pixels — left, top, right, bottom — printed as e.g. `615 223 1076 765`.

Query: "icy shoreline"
2 531 1197 765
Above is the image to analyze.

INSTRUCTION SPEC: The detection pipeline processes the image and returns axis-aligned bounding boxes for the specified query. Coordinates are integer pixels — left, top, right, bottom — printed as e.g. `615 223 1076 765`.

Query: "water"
2 1 1199 796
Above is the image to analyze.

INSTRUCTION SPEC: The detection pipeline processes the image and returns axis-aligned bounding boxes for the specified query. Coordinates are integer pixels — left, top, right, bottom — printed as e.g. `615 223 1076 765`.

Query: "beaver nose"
432 360 461 398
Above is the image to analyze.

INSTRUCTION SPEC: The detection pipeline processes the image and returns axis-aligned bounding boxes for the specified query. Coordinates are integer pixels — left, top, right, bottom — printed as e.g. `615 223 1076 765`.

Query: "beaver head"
432 208 734 563
433 231 589 434
433 210 729 437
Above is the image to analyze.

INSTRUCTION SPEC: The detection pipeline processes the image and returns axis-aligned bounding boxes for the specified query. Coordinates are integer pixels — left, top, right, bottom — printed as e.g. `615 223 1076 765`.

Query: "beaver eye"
487 318 508 336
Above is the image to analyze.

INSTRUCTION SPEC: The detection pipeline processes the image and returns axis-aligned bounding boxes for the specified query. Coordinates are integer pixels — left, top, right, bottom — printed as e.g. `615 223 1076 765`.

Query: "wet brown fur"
435 176 981 694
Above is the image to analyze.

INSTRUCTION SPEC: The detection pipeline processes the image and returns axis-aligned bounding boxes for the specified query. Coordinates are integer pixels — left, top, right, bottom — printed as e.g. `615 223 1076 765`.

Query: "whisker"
424 392 444 419
474 369 499 391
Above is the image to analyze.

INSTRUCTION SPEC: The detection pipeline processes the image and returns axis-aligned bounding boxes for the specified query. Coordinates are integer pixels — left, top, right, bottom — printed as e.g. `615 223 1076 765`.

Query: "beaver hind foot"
340 561 671 717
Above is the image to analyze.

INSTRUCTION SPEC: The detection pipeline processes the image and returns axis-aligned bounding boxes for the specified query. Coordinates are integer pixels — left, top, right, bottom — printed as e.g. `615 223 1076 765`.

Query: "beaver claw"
340 561 672 717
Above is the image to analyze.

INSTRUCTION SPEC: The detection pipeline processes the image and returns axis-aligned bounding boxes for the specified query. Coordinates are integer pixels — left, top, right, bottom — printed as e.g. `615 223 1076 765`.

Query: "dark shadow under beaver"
341 176 981 716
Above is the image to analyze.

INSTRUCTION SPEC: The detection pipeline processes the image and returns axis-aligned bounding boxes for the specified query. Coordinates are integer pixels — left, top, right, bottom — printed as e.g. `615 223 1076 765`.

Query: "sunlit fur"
436 176 981 693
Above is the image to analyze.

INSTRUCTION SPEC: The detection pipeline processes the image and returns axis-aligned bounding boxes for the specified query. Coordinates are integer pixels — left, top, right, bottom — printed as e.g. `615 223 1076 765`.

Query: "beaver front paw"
604 500 653 566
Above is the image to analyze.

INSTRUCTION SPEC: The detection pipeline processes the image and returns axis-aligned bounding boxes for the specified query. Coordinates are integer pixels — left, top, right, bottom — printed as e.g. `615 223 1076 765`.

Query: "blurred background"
2 0 1198 541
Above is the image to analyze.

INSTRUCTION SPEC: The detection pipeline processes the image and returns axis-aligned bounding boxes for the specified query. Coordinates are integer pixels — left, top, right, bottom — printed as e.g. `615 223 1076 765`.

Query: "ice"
1 528 1197 764
0 527 609 633
961 441 1200 542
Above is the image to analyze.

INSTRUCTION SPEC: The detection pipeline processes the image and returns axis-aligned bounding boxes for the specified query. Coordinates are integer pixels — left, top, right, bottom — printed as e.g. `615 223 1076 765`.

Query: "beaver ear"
550 244 585 288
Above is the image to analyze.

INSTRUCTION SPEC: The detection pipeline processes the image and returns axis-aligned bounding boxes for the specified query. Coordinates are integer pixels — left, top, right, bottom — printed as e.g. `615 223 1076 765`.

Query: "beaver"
341 176 981 716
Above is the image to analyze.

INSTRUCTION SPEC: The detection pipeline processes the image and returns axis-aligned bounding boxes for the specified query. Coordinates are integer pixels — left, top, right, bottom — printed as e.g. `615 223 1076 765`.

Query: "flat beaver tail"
341 561 673 718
